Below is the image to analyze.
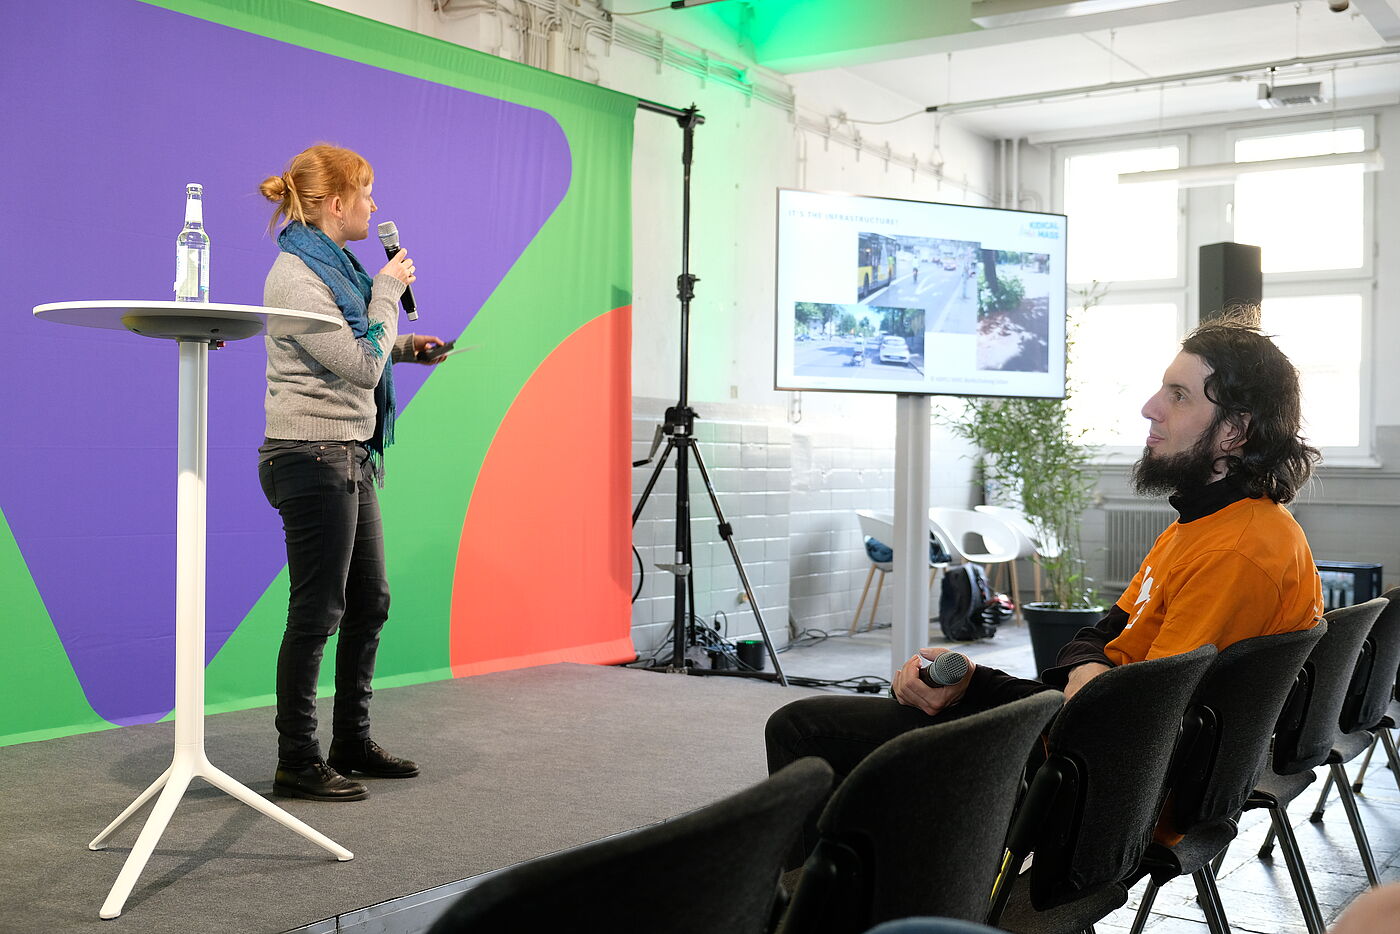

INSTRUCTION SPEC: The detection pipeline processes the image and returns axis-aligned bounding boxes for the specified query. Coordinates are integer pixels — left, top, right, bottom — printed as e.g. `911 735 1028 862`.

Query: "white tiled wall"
630 403 979 659
631 414 793 660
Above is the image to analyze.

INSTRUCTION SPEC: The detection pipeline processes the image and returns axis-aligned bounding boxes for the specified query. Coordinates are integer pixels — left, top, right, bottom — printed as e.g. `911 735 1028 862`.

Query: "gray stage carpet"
0 663 820 933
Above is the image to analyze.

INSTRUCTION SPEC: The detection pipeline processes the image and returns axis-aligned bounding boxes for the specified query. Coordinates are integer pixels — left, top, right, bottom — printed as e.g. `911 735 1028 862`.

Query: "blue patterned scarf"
278 221 396 480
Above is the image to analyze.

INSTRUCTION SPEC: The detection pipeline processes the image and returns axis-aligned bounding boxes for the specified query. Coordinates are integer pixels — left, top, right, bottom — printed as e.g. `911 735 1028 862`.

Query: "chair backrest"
974 503 1062 559
1272 598 1387 775
928 507 1020 563
1163 624 1327 835
857 510 950 568
972 505 1038 560
782 691 1062 934
857 510 896 548
428 757 833 934
1340 592 1400 733
1024 645 1217 911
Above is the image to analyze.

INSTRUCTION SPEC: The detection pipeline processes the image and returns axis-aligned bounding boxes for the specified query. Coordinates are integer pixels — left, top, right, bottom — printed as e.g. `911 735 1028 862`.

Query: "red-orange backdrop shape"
450 306 635 674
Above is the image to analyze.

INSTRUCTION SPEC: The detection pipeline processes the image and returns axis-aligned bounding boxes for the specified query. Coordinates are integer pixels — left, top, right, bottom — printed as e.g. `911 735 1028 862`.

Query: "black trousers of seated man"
765 687 1050 869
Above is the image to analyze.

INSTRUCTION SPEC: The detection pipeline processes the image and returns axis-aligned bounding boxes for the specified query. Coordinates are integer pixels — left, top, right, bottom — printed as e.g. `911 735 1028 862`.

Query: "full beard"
1132 431 1224 497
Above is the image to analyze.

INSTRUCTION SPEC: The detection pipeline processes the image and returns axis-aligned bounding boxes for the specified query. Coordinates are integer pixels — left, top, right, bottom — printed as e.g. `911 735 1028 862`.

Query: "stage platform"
0 663 818 933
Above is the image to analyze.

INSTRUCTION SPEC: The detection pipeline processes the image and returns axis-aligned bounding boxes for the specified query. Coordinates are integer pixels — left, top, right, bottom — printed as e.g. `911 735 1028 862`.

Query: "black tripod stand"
632 101 788 687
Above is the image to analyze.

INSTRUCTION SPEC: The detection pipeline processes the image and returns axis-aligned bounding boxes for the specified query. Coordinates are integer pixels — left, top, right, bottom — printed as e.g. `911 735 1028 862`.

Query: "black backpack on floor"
938 563 1007 642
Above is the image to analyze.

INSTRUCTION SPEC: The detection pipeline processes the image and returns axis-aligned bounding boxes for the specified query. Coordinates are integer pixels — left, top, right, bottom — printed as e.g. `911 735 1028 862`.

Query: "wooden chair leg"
851 565 877 633
1009 560 1022 625
1032 555 1043 604
869 570 886 628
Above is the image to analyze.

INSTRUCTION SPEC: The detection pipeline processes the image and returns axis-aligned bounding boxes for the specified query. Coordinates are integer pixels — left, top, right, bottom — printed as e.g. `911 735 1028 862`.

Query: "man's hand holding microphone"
893 648 975 717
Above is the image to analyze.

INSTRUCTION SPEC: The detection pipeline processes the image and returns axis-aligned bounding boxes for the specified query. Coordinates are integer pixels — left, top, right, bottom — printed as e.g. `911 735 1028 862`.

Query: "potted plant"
944 283 1108 672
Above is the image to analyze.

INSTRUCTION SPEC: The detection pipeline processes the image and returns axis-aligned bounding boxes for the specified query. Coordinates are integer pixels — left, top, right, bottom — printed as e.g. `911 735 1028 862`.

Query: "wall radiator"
1103 504 1175 590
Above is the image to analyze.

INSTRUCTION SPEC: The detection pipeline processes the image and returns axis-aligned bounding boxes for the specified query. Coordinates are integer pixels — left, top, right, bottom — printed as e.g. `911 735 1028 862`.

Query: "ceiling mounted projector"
1257 81 1326 108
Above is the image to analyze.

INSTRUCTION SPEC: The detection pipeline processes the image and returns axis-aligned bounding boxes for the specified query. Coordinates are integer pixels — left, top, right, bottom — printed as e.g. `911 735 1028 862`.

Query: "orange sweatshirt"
1106 495 1323 665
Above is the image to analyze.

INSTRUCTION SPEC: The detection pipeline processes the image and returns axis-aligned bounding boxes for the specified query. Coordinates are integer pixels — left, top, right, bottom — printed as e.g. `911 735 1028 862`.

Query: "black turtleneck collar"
1168 473 1255 524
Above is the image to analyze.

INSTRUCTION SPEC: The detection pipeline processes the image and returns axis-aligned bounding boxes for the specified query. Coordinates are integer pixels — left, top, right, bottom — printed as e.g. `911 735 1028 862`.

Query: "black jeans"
765 692 1000 868
259 440 389 765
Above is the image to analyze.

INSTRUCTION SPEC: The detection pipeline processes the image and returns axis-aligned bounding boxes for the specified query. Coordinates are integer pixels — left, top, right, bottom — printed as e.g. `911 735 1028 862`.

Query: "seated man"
766 317 1324 862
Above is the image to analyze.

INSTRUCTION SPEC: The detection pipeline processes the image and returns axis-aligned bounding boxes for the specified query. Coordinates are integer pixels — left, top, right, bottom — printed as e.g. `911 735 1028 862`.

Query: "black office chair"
1312 589 1400 800
779 691 1062 934
1303 594 1400 883
1346 664 1400 798
986 645 1218 934
1241 598 1387 934
426 757 833 934
1127 624 1327 934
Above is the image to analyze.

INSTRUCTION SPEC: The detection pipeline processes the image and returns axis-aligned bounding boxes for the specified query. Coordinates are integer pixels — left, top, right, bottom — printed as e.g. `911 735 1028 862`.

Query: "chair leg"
1258 825 1275 859
869 570 886 629
1309 771 1334 822
1268 804 1327 934
1210 842 1230 877
1192 865 1232 934
1352 733 1379 792
851 565 877 634
1379 727 1400 796
1009 559 1022 625
1129 879 1159 934
1331 761 1381 886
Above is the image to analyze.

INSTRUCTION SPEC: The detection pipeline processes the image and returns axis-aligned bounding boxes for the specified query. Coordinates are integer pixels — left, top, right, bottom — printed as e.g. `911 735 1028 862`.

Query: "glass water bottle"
174 183 210 302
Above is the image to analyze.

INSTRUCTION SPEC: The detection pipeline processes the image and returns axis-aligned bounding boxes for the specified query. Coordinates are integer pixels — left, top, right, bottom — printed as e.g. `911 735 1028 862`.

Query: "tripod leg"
687 439 788 686
632 435 676 526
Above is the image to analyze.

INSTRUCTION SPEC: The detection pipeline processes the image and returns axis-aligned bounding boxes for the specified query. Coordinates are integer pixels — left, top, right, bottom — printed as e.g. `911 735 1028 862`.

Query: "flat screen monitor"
774 188 1068 398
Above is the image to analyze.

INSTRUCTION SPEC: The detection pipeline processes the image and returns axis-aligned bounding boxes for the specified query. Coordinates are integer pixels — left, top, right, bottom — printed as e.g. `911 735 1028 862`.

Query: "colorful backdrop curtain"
0 0 636 745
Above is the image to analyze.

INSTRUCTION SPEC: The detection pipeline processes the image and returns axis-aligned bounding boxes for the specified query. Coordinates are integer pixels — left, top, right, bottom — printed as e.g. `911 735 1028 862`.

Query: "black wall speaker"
1199 242 1262 322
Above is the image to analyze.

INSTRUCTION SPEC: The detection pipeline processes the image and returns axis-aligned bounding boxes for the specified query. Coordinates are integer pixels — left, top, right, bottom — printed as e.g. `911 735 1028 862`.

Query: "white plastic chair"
928 507 1022 621
974 504 1062 605
851 510 949 633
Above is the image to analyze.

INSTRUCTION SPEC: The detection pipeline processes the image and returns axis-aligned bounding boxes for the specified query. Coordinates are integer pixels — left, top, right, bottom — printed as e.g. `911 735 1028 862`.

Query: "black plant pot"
1023 602 1106 676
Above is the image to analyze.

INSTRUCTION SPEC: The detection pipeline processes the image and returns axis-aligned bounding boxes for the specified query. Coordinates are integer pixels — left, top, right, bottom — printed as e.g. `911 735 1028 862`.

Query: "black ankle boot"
328 738 420 778
273 760 368 801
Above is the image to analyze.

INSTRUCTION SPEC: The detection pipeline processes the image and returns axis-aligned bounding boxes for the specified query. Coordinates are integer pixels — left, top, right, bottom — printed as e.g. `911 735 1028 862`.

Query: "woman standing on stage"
257 144 444 801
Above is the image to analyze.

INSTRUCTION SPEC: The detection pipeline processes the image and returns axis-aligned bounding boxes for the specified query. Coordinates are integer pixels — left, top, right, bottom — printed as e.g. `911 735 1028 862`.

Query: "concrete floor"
774 617 1400 933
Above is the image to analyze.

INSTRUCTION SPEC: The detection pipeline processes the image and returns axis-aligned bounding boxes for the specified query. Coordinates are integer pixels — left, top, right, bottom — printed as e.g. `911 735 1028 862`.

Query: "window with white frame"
1067 301 1180 448
1259 294 1364 450
1059 141 1183 449
1062 145 1181 284
1232 126 1367 274
1056 120 1372 458
1231 120 1371 455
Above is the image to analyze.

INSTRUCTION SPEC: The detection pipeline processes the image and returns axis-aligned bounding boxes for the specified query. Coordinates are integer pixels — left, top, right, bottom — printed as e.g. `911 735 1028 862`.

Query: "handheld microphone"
918 651 971 687
376 221 418 321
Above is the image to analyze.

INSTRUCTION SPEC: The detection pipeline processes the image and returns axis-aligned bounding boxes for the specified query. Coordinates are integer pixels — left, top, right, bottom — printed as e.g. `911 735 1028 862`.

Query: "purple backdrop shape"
1 0 571 723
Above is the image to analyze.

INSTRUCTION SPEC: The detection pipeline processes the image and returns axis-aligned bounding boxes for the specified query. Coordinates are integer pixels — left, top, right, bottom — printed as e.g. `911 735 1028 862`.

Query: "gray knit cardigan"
262 251 416 443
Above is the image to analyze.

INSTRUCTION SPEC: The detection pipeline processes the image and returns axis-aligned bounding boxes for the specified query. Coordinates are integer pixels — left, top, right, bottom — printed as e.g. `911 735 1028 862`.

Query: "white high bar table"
33 300 348 920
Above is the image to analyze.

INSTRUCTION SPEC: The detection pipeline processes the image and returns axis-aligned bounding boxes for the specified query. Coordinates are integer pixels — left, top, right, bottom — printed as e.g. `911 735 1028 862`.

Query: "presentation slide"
774 188 1068 398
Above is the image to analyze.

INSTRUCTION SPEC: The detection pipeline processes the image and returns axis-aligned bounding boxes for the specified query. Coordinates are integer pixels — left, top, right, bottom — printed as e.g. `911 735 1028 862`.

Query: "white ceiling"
797 0 1400 140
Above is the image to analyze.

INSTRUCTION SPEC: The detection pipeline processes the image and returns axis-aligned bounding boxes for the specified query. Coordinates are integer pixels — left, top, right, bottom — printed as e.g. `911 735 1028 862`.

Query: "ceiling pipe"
1012 136 1021 211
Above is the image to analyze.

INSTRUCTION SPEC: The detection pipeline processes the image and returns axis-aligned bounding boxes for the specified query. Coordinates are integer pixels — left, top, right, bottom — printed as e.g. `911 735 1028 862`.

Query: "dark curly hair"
1179 312 1320 504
